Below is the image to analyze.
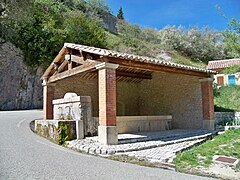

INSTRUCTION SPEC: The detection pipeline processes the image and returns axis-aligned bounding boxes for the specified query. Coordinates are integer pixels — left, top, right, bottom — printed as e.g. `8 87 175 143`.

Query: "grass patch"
214 85 240 112
172 52 207 68
174 129 240 169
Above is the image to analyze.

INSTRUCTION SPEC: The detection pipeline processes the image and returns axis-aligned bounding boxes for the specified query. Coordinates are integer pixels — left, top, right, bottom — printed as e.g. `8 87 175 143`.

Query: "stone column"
200 78 215 130
96 62 119 145
42 78 55 120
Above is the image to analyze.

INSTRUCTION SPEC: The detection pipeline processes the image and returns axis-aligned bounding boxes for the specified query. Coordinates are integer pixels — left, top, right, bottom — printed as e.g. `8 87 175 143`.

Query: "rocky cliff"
0 41 43 110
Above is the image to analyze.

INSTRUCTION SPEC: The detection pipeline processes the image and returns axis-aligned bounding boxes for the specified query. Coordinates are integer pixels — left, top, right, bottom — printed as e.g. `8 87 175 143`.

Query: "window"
228 75 236 85
217 76 224 86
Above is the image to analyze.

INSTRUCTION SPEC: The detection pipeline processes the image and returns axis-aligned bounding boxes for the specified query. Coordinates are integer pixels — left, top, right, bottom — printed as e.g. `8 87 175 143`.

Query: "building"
41 43 216 145
207 59 240 86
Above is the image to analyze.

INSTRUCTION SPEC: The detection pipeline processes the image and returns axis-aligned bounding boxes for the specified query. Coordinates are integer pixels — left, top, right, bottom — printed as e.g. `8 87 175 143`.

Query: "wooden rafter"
103 57 210 78
57 60 68 73
48 62 97 83
41 47 67 79
116 70 152 79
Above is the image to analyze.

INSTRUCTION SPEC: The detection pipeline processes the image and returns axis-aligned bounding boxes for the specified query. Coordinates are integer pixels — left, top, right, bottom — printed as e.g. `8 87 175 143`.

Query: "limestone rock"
0 42 43 110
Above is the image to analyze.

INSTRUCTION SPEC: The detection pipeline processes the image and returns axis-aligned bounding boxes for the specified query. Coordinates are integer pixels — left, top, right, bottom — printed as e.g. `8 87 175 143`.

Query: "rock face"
0 42 43 110
102 12 118 34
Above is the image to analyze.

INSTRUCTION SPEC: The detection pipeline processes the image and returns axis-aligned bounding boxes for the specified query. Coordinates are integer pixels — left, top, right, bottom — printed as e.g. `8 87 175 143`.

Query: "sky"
106 0 240 30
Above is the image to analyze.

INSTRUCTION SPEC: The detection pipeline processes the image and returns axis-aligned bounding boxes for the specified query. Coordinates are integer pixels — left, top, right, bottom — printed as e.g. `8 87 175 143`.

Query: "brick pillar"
200 78 215 130
42 78 55 120
96 62 119 145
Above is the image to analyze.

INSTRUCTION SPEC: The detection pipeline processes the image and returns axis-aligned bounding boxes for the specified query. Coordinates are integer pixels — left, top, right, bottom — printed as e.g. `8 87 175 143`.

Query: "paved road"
0 110 211 180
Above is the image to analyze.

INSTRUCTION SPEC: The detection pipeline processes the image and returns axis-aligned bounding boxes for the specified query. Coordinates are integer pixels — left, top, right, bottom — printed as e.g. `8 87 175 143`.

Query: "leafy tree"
0 0 32 42
158 26 227 62
1 0 107 68
64 10 107 48
15 0 68 68
117 6 124 20
222 64 240 75
223 18 240 58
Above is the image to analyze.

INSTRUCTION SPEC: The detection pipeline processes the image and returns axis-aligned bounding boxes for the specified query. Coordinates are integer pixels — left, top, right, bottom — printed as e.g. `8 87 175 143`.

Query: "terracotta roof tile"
64 43 215 74
207 59 240 70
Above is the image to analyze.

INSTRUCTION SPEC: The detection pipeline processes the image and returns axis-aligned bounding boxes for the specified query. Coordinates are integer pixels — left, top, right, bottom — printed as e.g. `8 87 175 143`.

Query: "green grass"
171 51 207 68
214 85 240 112
174 129 240 169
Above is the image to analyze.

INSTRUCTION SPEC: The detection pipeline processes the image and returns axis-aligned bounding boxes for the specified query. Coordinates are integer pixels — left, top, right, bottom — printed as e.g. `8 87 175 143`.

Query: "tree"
117 6 124 20
215 5 240 58
223 18 240 58
64 10 107 48
1 0 107 68
157 26 227 62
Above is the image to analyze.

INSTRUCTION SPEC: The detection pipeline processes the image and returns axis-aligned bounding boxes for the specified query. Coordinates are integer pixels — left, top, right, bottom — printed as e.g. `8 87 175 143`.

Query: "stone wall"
116 81 140 116
215 112 240 124
54 75 141 117
35 120 77 142
54 76 99 116
54 71 204 130
139 72 203 129
0 42 43 110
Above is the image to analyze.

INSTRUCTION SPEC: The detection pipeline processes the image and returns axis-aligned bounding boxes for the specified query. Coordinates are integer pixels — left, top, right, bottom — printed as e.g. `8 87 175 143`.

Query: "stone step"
68 131 217 155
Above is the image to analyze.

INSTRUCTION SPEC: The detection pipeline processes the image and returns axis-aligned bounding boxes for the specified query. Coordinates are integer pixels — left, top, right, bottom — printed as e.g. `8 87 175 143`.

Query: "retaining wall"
215 112 240 124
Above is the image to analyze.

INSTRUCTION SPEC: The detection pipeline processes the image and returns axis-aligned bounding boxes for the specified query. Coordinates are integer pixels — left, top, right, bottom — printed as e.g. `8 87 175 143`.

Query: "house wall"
138 72 203 129
214 73 240 86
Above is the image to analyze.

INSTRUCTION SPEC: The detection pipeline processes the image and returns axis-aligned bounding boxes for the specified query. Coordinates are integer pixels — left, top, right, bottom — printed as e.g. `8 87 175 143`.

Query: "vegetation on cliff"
0 0 107 67
0 0 239 68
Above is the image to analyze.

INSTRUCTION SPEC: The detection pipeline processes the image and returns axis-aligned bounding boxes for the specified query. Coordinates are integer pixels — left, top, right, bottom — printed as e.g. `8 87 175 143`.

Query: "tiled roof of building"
207 59 240 70
64 43 215 74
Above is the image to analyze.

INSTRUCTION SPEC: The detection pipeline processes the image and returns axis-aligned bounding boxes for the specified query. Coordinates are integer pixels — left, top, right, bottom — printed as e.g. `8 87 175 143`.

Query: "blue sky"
106 0 240 30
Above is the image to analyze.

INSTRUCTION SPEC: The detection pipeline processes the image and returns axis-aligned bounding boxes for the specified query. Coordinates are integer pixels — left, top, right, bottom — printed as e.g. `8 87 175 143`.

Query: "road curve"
0 110 211 180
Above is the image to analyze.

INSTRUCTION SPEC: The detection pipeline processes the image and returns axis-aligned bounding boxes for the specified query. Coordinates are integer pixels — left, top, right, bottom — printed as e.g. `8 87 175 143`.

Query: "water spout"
58 107 64 120
65 105 73 120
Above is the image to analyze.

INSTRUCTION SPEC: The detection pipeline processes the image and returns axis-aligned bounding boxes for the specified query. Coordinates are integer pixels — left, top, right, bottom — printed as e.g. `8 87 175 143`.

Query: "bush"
1 0 108 68
158 26 227 62
58 122 69 145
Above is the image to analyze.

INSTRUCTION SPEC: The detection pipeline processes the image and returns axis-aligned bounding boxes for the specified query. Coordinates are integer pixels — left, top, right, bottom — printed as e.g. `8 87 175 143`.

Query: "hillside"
214 85 240 112
106 32 207 68
1 0 234 68
0 0 239 110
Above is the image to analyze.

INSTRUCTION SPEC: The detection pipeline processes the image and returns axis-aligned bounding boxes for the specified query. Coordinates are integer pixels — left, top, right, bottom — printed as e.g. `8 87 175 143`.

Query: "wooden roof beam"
41 47 67 79
103 57 210 78
47 62 97 83
116 70 152 79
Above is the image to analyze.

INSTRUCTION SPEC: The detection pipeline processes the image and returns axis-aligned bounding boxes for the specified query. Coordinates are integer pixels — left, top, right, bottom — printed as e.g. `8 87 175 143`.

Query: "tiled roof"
207 59 240 70
64 43 215 74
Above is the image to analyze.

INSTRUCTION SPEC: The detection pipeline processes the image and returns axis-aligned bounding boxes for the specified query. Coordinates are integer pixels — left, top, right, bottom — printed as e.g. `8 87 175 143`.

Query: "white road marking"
17 119 26 127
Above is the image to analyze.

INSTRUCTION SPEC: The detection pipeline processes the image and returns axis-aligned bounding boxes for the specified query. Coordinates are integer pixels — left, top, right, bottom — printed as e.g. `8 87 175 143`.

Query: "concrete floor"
117 129 214 143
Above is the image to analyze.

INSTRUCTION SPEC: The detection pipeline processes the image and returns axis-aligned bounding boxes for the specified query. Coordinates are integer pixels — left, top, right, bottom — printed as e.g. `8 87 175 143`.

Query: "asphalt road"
0 110 211 180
